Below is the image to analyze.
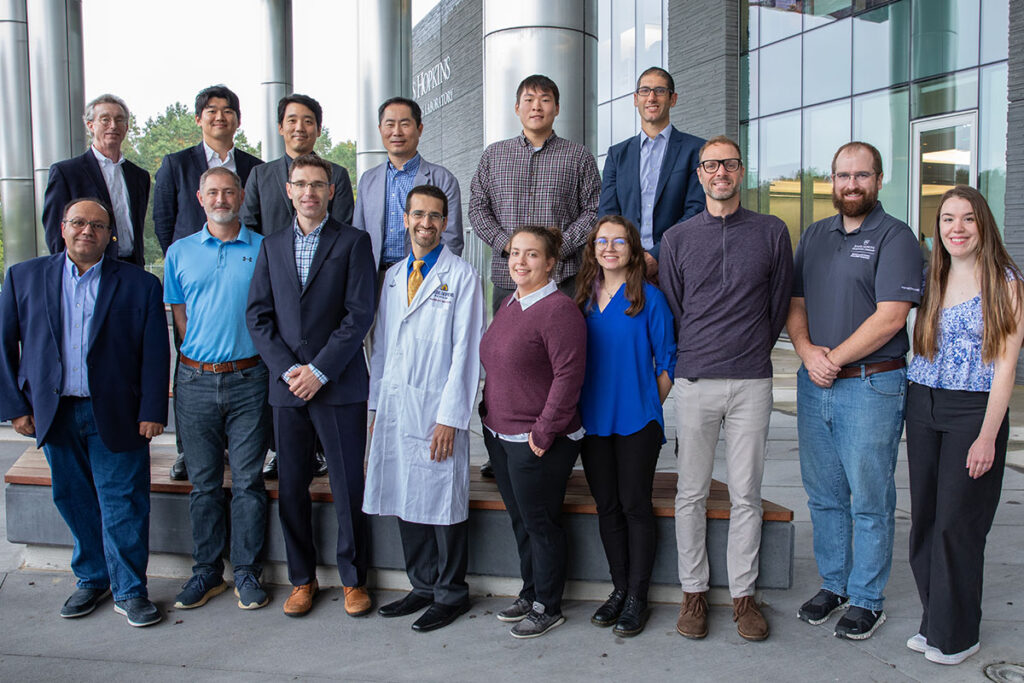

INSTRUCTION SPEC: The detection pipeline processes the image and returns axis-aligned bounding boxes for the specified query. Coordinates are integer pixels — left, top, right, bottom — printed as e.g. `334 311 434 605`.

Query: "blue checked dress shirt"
285 217 329 386
383 154 421 265
638 127 670 250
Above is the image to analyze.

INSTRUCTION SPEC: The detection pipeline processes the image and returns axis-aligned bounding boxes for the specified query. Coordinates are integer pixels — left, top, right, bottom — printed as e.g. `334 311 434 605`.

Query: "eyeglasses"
95 115 127 127
287 181 330 191
635 86 673 97
832 172 876 183
63 217 110 231
699 158 742 173
594 237 627 249
407 210 445 221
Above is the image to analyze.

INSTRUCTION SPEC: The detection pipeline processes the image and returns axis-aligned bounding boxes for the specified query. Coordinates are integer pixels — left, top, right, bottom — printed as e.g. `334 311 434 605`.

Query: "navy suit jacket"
240 156 354 236
598 126 706 258
153 143 263 251
0 254 170 452
246 217 376 407
42 150 151 265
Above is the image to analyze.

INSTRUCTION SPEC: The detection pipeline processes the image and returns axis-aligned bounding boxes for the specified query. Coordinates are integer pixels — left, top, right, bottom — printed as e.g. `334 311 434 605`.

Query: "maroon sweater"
479 291 586 451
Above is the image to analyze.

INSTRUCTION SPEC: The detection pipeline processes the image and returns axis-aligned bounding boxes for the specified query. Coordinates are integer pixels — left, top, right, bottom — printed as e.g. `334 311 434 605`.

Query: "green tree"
314 128 357 200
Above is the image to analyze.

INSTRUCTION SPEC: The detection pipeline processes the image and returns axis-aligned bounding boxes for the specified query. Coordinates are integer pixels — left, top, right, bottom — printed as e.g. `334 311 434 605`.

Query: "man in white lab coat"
363 184 484 633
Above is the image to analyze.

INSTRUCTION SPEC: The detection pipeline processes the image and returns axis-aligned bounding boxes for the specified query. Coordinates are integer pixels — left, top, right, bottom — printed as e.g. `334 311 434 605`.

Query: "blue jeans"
175 362 269 577
42 397 151 601
797 366 906 611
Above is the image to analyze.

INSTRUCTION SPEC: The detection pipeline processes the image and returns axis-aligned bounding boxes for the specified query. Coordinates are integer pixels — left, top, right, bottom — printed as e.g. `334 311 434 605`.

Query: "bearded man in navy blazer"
0 198 170 627
246 154 376 619
42 94 150 266
153 84 263 252
598 67 705 277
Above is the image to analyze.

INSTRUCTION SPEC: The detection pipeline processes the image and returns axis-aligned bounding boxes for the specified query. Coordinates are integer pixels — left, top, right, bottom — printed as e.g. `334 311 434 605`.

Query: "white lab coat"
362 247 484 525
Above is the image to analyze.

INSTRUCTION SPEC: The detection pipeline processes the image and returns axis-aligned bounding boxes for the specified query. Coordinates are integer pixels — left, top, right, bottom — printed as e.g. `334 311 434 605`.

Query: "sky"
82 0 440 148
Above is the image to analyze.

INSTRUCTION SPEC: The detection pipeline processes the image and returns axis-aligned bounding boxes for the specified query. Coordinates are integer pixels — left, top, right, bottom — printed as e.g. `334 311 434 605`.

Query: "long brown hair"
914 185 1024 363
575 215 647 316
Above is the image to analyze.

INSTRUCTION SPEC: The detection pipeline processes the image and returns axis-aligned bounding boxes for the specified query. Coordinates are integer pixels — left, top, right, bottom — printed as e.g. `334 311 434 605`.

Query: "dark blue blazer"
246 217 376 407
0 254 170 451
598 126 706 258
42 150 151 265
153 143 264 252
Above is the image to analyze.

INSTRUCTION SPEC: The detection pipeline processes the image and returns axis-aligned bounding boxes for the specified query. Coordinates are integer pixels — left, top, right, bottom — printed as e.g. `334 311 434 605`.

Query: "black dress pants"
398 519 469 606
905 383 1008 655
484 430 579 615
581 420 662 597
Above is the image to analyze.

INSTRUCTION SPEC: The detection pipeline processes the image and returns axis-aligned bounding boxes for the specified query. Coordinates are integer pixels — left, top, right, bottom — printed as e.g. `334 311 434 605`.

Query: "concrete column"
482 0 597 151
356 0 412 182
28 0 85 251
1005 0 1024 379
0 0 38 271
261 0 292 161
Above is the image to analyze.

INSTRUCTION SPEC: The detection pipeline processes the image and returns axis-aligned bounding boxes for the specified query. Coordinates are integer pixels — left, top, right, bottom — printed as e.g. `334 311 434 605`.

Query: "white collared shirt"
203 141 237 172
90 146 133 256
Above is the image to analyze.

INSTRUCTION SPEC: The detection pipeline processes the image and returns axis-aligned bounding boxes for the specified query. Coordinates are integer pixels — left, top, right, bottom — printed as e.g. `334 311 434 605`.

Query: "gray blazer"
241 155 354 235
352 156 463 266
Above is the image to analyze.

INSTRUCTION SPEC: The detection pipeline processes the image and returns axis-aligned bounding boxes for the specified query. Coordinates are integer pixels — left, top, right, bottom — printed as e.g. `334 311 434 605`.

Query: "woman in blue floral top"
905 185 1024 666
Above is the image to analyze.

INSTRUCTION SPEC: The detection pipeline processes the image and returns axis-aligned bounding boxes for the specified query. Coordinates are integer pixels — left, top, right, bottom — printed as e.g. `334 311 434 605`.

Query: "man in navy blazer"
0 198 170 627
353 97 463 269
598 67 705 270
153 85 263 252
246 154 376 618
241 94 353 235
43 94 150 266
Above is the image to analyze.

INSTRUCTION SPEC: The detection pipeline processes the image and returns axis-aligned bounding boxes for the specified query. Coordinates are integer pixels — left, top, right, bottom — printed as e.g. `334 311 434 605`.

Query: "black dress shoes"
591 588 627 626
60 587 111 618
479 459 494 478
378 592 433 618
262 453 278 480
411 600 471 632
314 450 328 478
613 595 649 637
169 453 188 481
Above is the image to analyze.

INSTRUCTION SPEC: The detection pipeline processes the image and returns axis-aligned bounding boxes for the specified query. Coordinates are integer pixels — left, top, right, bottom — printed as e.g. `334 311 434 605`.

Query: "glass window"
741 121 760 212
760 36 801 116
803 0 852 31
852 0 910 94
598 0 611 103
979 63 1007 229
802 99 851 230
853 87 910 224
911 0 980 80
741 51 758 121
759 2 802 46
759 111 802 246
611 94 636 143
598 101 612 154
637 0 662 71
741 1 759 53
911 70 979 118
612 0 637 98
980 0 1009 64
803 19 851 106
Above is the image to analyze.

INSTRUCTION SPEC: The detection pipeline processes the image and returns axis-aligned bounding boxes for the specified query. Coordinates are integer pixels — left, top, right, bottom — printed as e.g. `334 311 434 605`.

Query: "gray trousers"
674 377 772 597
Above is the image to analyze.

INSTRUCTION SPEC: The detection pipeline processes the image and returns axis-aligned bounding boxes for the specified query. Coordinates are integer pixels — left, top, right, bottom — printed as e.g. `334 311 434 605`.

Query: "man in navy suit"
0 198 170 627
598 67 706 277
153 84 263 252
42 94 151 266
246 154 376 619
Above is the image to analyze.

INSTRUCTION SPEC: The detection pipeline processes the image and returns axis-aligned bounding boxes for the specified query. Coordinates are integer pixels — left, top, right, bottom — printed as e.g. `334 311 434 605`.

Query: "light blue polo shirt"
164 224 263 363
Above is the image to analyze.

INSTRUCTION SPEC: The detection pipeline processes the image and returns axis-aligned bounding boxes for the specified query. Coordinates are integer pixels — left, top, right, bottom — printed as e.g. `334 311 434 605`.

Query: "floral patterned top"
908 294 993 392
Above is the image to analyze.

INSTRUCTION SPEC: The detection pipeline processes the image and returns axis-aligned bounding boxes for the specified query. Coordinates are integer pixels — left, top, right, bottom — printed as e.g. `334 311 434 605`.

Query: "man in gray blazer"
353 97 463 272
241 94 353 235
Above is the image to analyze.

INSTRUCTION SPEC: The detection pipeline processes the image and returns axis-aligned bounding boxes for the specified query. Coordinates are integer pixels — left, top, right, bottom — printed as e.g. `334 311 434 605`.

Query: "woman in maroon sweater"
479 225 587 639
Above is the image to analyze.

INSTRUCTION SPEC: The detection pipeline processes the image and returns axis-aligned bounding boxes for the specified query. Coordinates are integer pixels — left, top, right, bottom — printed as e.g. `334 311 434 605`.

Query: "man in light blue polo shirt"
163 166 271 611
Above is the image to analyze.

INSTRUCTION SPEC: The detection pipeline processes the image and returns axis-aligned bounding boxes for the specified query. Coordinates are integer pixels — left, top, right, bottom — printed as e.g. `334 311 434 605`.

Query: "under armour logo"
242 256 253 262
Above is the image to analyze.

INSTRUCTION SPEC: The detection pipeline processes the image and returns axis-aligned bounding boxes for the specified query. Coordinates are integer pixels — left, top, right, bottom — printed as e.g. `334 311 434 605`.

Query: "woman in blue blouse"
906 185 1024 666
575 215 676 637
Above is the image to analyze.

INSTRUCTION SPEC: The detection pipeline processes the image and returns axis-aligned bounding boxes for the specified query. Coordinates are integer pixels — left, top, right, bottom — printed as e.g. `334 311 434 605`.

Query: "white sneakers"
906 633 980 665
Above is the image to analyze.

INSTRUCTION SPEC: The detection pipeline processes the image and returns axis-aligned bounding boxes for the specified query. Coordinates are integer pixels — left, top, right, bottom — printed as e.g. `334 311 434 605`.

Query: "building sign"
414 56 454 116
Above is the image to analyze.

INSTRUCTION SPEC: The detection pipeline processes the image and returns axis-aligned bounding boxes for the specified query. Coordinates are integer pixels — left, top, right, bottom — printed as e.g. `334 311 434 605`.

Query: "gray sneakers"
510 608 565 639
496 597 533 623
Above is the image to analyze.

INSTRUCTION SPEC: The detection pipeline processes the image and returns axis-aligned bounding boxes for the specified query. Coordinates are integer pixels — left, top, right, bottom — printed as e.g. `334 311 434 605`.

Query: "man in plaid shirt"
469 74 601 315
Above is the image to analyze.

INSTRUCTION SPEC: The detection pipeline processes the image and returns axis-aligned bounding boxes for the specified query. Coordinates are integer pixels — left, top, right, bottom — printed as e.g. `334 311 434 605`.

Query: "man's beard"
832 188 877 217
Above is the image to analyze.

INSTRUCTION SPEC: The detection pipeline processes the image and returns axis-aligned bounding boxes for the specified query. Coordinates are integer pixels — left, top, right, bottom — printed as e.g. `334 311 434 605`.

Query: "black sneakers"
797 589 848 625
834 606 886 640
60 587 110 618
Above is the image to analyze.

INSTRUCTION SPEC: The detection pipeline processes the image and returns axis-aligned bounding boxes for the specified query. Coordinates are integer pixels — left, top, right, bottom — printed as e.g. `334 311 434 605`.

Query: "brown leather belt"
835 357 906 380
180 354 261 374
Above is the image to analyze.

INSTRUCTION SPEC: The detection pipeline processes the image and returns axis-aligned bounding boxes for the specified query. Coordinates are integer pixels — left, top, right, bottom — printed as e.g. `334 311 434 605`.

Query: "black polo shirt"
792 202 923 364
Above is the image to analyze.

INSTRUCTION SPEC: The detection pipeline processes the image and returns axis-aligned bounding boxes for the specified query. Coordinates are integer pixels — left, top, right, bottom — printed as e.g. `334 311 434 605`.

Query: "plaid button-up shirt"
286 215 329 386
469 131 601 289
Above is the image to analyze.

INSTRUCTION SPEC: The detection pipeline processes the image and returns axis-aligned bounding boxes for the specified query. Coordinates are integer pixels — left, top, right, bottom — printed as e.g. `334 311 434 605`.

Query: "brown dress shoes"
676 591 709 639
283 580 318 617
733 595 769 641
344 586 373 617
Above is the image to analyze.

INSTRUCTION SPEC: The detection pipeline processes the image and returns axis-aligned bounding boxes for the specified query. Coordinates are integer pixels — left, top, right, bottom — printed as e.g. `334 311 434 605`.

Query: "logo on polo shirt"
850 239 876 260
242 256 253 262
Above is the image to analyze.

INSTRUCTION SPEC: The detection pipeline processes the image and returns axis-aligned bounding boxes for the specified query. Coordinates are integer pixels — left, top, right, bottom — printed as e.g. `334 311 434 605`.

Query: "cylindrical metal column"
356 0 412 182
0 0 38 272
482 0 597 151
28 0 85 252
261 0 293 161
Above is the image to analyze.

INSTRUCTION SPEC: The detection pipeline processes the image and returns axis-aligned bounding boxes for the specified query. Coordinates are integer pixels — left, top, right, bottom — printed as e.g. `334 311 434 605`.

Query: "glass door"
910 112 978 244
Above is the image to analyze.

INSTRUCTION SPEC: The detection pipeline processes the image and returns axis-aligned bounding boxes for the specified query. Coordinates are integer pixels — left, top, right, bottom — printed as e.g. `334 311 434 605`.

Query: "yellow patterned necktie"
408 260 425 304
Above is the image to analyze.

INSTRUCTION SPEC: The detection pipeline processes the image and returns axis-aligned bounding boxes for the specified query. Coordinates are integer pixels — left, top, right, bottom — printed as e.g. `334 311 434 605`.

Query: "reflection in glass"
760 36 801 116
741 121 760 212
980 63 1007 229
852 0 910 94
637 0 662 71
741 1 759 53
802 100 851 230
598 101 612 154
917 122 974 242
741 52 758 120
598 0 611 103
980 0 1009 64
759 1 802 46
611 94 636 144
911 70 979 118
803 20 851 106
803 0 852 31
853 88 910 224
759 112 802 246
911 0 980 80
612 0 637 98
